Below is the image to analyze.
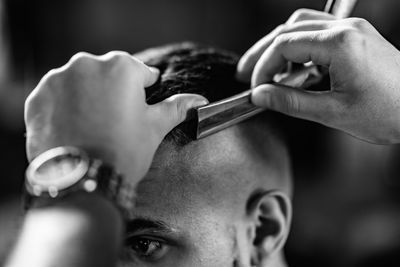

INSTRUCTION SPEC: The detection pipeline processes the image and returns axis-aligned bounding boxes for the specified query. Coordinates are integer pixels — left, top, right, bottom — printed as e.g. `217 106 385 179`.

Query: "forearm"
6 193 123 267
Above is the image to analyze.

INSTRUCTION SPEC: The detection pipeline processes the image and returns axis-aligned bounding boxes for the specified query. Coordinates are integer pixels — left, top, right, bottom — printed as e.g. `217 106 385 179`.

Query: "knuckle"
66 52 97 74
273 34 286 46
289 8 311 22
284 93 300 115
275 24 286 33
69 52 95 66
242 46 263 69
44 68 61 80
103 51 140 72
334 27 363 47
24 88 44 121
346 17 370 31
273 33 292 49
24 93 35 115
93 51 135 75
333 18 371 47
105 51 132 65
242 51 256 67
272 91 300 115
272 24 288 39
107 50 131 61
39 68 64 89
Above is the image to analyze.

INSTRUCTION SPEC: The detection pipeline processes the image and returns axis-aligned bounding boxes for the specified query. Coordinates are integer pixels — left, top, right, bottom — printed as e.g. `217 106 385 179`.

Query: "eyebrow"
125 217 177 235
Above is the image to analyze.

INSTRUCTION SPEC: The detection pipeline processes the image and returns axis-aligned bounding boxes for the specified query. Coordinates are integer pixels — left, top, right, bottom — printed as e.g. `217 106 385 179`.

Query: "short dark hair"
135 42 329 182
134 42 273 145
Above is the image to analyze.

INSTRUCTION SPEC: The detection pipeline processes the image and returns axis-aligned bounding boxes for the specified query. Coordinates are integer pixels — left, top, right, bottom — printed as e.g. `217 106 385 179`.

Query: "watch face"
26 147 90 196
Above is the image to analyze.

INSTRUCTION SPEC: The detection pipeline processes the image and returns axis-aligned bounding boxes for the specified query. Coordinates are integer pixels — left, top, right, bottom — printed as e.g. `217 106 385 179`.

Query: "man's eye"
126 237 168 261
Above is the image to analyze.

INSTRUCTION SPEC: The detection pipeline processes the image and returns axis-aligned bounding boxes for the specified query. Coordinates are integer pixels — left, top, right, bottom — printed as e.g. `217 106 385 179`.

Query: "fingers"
237 9 336 82
251 83 338 124
251 30 333 87
98 51 160 87
286 8 336 24
237 26 286 82
151 94 209 136
65 51 160 88
237 21 331 82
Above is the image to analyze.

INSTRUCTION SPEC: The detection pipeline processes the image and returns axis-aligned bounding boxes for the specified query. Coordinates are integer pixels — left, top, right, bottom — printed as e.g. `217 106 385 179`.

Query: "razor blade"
194 0 358 140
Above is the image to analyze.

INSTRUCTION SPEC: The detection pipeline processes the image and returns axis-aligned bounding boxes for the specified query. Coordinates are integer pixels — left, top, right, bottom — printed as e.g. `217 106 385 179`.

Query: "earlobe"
248 190 292 266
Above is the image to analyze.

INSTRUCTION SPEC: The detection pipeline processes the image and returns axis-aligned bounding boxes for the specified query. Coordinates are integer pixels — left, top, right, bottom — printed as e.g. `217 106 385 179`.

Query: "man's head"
120 43 292 267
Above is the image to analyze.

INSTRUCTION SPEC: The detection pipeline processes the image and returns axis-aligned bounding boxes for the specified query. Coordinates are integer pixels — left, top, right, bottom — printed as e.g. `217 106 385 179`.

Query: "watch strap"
96 161 136 220
23 149 136 221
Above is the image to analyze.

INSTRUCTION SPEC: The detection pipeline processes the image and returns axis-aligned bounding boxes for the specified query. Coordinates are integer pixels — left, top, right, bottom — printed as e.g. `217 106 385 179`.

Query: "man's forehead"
138 121 287 200
139 126 251 203
133 120 290 216
154 119 284 169
153 124 257 171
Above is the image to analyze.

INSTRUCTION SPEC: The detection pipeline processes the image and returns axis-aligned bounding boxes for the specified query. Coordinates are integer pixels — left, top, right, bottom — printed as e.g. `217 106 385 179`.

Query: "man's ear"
247 190 292 266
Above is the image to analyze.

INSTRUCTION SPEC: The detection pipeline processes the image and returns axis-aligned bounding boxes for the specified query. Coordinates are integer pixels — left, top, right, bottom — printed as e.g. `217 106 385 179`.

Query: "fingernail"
251 86 271 107
149 66 160 75
192 96 209 108
194 99 209 107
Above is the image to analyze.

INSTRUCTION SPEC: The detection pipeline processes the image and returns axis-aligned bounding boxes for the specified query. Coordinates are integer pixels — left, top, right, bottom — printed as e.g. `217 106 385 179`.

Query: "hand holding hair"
25 51 208 181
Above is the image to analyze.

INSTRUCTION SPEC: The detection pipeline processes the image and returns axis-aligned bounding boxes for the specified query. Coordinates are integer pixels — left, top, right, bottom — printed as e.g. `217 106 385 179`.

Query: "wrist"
77 144 144 185
24 146 136 221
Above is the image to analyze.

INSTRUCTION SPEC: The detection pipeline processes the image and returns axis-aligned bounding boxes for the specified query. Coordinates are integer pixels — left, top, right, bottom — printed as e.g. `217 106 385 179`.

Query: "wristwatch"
24 146 135 219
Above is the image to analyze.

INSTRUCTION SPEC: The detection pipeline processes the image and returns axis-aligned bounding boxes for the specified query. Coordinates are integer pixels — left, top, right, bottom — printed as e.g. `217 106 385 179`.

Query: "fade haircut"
134 42 281 146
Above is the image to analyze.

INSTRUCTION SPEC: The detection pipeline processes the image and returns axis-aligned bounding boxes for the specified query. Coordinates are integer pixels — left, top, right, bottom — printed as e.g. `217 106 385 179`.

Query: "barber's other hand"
237 9 400 144
25 51 208 181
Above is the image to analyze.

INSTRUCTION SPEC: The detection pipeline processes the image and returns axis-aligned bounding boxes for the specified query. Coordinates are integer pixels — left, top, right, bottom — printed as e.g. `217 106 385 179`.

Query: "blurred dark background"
1 0 400 266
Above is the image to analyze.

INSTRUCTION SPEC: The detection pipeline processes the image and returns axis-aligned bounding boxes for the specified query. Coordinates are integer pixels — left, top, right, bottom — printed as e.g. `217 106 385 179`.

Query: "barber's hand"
25 51 208 181
237 9 400 144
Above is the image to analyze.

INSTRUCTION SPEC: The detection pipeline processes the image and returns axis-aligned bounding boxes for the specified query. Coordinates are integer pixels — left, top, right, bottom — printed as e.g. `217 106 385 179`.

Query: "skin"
119 117 292 267
237 9 400 144
11 8 400 267
24 51 208 182
8 51 207 267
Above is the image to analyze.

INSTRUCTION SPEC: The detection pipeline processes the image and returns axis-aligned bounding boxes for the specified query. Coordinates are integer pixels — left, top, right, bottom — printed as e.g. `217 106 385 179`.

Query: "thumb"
151 94 209 135
142 66 160 87
251 84 337 124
